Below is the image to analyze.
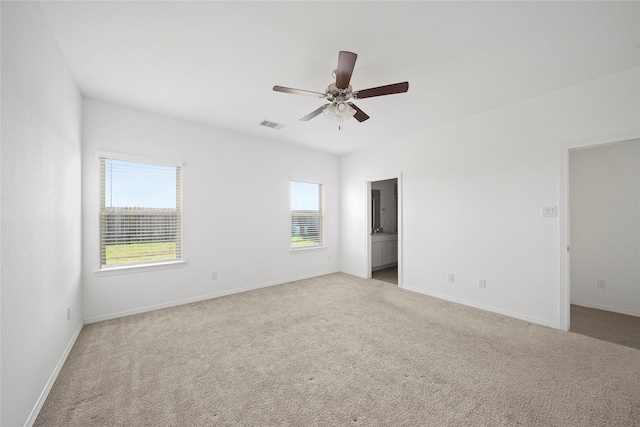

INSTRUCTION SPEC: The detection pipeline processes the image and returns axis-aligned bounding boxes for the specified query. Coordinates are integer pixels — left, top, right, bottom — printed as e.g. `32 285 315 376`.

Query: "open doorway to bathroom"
568 138 640 349
370 178 399 284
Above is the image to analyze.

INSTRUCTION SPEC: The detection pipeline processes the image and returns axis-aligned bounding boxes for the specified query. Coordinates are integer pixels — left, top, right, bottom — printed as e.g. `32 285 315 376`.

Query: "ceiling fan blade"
354 82 409 99
273 85 326 98
335 51 358 90
300 104 329 121
347 103 370 122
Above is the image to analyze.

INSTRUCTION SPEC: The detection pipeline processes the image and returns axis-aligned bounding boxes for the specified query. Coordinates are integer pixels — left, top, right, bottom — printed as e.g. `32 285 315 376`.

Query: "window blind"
100 157 182 267
291 181 324 249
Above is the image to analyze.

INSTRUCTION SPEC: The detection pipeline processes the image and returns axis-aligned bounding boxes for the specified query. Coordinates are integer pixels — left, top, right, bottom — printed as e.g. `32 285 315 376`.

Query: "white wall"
340 68 640 329
570 140 640 316
1 3 83 426
82 99 340 322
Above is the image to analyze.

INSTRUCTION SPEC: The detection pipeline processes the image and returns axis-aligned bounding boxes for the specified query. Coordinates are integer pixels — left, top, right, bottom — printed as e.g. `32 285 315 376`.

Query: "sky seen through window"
104 159 177 209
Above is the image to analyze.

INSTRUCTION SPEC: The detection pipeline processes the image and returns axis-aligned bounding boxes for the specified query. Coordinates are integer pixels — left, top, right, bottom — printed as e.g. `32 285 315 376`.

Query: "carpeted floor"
36 273 640 426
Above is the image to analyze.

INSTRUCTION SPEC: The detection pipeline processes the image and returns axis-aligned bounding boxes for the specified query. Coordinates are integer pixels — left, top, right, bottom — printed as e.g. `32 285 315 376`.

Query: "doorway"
560 132 640 348
367 174 401 286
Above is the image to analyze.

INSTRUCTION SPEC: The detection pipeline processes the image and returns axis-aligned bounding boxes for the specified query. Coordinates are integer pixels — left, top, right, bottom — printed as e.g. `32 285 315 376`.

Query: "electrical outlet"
447 273 455 282
597 278 607 289
540 206 558 217
211 272 218 280
478 279 487 289
67 306 71 321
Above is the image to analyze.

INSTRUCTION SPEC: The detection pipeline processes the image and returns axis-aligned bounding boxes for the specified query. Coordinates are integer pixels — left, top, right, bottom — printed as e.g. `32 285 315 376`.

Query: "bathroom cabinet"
371 233 398 270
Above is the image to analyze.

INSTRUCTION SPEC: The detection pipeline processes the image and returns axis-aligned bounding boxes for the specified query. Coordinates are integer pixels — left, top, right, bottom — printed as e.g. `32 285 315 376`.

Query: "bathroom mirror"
371 189 381 233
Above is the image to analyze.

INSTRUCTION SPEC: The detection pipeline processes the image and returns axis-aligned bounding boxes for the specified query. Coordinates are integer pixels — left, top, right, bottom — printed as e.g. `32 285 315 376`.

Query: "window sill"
290 245 326 253
95 260 186 277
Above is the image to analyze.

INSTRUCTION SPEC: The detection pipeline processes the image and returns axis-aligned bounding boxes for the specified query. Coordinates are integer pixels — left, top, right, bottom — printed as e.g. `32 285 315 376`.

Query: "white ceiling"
39 1 639 156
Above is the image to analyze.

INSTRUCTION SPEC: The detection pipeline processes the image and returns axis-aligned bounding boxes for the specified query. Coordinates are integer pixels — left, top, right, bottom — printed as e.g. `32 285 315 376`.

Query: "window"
100 155 182 268
290 180 324 249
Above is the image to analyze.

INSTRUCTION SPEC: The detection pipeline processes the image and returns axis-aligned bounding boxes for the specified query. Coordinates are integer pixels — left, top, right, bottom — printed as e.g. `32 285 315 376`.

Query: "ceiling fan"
273 51 409 130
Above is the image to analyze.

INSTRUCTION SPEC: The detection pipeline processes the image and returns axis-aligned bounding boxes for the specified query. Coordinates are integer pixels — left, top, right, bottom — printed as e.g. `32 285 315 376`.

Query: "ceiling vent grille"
259 120 284 130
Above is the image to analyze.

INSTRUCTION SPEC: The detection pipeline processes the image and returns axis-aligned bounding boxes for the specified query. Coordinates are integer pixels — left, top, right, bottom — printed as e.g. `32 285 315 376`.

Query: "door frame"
558 130 640 331
366 172 403 287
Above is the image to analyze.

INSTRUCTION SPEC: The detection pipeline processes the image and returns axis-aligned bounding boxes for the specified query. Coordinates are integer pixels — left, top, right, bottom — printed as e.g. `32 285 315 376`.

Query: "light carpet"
35 273 640 426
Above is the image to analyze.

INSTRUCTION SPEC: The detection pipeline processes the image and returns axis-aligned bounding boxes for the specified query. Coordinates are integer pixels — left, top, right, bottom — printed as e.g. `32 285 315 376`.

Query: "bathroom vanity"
371 232 398 270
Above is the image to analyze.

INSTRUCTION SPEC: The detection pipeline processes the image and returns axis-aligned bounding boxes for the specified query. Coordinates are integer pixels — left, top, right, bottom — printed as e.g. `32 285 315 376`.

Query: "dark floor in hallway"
372 265 398 284
571 304 640 350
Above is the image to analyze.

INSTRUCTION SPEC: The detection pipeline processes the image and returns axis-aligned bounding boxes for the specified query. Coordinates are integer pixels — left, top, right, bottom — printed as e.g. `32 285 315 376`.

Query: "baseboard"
372 263 398 272
571 300 640 318
84 269 340 324
338 268 368 279
25 321 84 427
402 285 559 329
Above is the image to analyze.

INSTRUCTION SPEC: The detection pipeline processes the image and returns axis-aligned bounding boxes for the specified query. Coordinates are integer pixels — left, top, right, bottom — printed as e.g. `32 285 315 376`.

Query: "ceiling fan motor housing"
326 83 353 103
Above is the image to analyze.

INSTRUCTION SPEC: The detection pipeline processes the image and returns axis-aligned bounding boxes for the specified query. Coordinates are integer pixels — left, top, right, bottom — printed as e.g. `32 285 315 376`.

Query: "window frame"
95 151 185 275
290 179 325 251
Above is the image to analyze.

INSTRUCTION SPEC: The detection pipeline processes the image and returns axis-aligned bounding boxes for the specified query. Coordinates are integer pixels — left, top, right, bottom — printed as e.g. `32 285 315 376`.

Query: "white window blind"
100 157 182 267
291 181 324 249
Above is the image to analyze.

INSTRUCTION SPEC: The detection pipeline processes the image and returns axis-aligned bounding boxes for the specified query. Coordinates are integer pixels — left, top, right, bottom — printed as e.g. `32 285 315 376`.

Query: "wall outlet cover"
540 206 558 217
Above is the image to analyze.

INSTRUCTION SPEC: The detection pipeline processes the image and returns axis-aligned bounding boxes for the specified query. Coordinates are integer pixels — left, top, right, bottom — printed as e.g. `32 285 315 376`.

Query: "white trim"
366 180 372 278
25 321 84 427
559 145 570 331
559 130 640 331
84 270 339 324
290 245 326 253
289 177 324 186
366 172 401 182
571 300 640 318
96 150 183 167
403 285 558 329
339 269 368 280
95 259 186 277
366 172 403 288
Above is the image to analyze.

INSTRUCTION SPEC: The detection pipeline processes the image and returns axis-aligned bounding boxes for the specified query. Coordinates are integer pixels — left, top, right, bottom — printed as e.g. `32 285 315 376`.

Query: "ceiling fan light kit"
273 51 409 130
323 101 356 130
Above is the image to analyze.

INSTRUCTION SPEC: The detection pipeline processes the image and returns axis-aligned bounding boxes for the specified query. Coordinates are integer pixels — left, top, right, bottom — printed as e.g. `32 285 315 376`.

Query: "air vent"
259 120 284 130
